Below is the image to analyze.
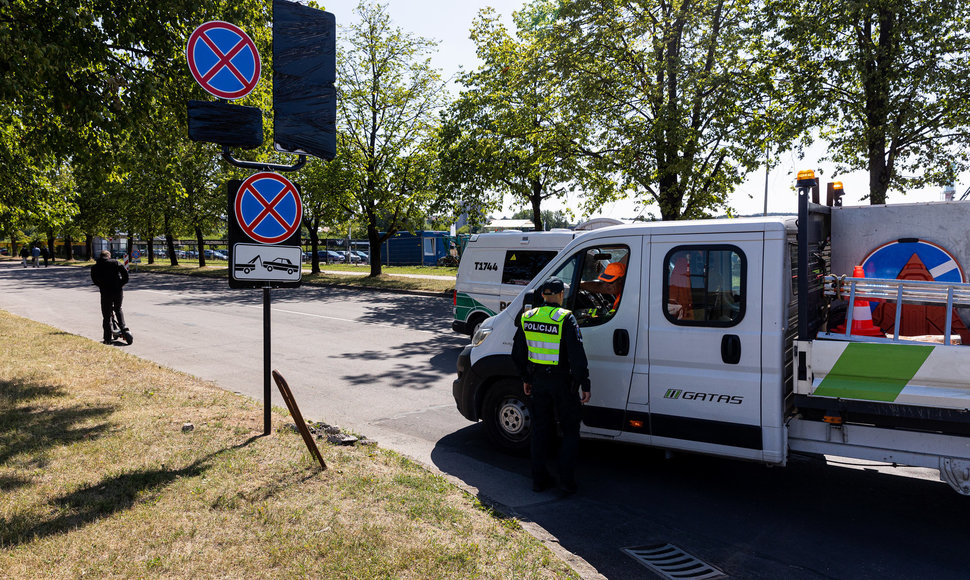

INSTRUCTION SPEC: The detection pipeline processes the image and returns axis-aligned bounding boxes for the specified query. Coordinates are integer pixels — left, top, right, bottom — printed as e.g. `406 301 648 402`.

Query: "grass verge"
0 311 575 579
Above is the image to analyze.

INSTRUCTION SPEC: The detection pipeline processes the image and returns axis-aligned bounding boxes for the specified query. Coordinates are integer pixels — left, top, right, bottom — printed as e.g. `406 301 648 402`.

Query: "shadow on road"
431 428 970 579
340 336 468 389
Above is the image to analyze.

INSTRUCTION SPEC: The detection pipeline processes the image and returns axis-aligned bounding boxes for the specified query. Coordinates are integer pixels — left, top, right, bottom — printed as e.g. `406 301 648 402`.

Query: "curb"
432 470 606 580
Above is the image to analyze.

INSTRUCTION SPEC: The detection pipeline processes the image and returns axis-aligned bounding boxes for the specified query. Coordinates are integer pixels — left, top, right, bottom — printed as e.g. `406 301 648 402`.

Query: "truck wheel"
482 379 531 454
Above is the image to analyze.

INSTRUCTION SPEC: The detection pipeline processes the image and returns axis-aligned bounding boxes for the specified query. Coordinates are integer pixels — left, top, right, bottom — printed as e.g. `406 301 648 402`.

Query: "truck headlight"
471 326 492 347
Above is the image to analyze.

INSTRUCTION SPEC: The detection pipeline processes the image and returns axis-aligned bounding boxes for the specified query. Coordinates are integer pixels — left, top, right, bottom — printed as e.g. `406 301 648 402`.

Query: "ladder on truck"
823 274 970 344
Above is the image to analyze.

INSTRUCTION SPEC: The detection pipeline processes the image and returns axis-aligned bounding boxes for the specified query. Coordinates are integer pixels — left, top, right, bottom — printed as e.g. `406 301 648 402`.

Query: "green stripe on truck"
454 292 496 322
813 342 934 402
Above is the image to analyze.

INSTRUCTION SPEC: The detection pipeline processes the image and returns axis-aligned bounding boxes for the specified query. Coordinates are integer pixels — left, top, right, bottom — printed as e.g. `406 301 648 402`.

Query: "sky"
319 0 960 220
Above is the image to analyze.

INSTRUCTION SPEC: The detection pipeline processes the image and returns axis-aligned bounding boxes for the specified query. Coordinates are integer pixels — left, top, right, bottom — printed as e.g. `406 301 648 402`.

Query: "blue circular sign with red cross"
234 173 303 244
186 21 261 100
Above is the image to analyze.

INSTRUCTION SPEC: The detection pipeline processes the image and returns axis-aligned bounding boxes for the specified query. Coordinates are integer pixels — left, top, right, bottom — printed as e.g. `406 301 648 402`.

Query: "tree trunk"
307 218 321 274
46 229 56 263
84 234 93 260
147 238 155 264
368 226 383 277
530 178 544 231
166 233 178 266
163 211 178 266
195 226 206 267
64 234 74 260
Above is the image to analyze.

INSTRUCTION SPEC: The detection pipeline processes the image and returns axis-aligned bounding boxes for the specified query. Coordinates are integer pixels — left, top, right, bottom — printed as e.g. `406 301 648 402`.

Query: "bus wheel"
482 379 531 454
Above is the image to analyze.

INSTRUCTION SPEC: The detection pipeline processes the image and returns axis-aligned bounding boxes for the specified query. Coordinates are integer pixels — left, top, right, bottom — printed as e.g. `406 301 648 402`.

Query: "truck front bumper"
453 345 479 421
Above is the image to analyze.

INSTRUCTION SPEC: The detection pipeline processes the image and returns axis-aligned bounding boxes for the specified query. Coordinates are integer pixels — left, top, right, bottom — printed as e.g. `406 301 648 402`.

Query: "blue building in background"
378 231 449 266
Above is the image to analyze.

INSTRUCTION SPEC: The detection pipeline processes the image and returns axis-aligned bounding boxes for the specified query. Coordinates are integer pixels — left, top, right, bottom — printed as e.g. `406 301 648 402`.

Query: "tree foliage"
0 0 270 254
292 140 356 274
441 8 611 231
766 0 970 204
537 0 789 220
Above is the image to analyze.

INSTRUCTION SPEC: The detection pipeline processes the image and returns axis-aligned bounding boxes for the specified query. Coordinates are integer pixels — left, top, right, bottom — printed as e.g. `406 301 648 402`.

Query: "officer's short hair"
99 250 111 259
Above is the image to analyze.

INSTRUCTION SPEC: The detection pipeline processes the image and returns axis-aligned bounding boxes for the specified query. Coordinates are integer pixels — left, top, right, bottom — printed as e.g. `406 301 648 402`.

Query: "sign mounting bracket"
222 145 306 172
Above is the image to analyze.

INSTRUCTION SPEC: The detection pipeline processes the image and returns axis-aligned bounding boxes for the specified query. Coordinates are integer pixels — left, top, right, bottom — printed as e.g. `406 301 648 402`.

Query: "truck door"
641 232 764 460
543 236 641 437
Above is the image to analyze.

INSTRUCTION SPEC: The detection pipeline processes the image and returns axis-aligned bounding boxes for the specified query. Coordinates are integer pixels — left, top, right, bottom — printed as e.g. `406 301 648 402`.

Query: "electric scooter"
109 313 133 345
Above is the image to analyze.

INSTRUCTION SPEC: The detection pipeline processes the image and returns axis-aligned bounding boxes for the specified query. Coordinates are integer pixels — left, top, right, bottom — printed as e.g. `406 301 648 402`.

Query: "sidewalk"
318 268 455 281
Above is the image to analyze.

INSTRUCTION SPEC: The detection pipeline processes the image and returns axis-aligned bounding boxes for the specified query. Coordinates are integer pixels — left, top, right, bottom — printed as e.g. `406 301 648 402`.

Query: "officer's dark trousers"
100 290 126 341
530 373 582 487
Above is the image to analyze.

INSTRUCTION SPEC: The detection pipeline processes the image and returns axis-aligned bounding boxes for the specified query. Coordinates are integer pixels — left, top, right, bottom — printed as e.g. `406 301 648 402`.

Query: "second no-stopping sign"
234 172 303 244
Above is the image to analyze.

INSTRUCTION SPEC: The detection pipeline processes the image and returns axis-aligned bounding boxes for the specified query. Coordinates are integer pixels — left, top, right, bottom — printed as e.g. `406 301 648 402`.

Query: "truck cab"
454 217 796 464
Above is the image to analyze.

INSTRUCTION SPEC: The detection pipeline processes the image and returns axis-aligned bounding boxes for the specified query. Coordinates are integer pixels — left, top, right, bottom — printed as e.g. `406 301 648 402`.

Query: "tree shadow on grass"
0 377 114 466
0 436 264 547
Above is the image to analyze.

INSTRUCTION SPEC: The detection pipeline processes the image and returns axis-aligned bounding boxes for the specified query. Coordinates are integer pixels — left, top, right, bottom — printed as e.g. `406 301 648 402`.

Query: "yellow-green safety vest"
522 306 570 365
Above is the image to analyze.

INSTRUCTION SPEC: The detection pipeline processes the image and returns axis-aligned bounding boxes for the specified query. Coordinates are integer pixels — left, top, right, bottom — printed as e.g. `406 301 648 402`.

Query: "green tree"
293 142 356 274
1 0 270 252
441 8 611 232
338 1 448 276
766 0 970 204
540 0 787 220
510 208 571 229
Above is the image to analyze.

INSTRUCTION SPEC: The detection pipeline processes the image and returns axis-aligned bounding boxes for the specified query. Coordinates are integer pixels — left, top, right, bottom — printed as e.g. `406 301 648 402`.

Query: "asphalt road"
2 261 969 579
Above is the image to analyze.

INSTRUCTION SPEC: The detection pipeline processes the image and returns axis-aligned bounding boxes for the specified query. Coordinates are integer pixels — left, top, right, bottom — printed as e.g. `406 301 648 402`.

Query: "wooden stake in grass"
272 370 327 470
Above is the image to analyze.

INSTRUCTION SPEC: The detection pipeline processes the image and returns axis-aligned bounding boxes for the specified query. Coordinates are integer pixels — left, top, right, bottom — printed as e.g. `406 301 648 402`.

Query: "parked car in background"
204 249 228 261
342 251 362 264
353 250 369 264
316 250 344 264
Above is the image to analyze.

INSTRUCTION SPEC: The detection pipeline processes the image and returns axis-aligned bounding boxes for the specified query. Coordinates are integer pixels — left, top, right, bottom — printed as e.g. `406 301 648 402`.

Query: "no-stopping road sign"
186 21 261 100
227 178 303 290
234 172 303 245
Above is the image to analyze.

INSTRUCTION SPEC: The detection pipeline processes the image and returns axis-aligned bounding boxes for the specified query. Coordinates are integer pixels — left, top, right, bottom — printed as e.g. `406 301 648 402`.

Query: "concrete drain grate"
621 543 726 579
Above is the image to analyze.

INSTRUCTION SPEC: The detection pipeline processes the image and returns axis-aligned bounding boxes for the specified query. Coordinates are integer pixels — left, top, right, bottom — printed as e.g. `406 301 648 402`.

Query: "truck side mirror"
524 289 538 310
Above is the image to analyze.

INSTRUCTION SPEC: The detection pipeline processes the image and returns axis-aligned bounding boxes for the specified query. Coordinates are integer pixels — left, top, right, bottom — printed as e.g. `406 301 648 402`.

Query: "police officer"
91 249 129 344
512 276 591 493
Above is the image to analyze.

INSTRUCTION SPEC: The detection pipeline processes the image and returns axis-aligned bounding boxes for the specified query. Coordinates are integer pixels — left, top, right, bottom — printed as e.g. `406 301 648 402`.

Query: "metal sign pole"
263 283 272 435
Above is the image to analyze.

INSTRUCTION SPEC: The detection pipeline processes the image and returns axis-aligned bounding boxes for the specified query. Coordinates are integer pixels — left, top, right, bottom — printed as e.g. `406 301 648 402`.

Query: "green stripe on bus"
813 343 934 402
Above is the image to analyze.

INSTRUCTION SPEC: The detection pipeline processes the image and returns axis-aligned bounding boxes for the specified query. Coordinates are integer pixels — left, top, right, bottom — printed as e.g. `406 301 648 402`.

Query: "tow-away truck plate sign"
231 243 302 283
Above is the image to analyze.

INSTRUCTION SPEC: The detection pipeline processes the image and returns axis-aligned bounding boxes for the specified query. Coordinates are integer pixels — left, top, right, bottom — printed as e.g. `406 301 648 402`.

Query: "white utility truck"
453 171 970 494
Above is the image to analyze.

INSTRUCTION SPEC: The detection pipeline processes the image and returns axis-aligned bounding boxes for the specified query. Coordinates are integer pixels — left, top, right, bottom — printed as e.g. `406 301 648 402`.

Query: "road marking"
243 304 444 335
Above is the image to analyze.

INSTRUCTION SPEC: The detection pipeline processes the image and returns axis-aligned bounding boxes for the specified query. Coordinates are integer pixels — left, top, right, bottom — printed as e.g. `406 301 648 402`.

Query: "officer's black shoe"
532 475 555 492
103 339 112 345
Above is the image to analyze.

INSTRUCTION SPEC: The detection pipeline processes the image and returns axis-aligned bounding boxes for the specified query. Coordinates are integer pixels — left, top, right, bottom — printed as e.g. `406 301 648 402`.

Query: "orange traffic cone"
846 265 884 337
